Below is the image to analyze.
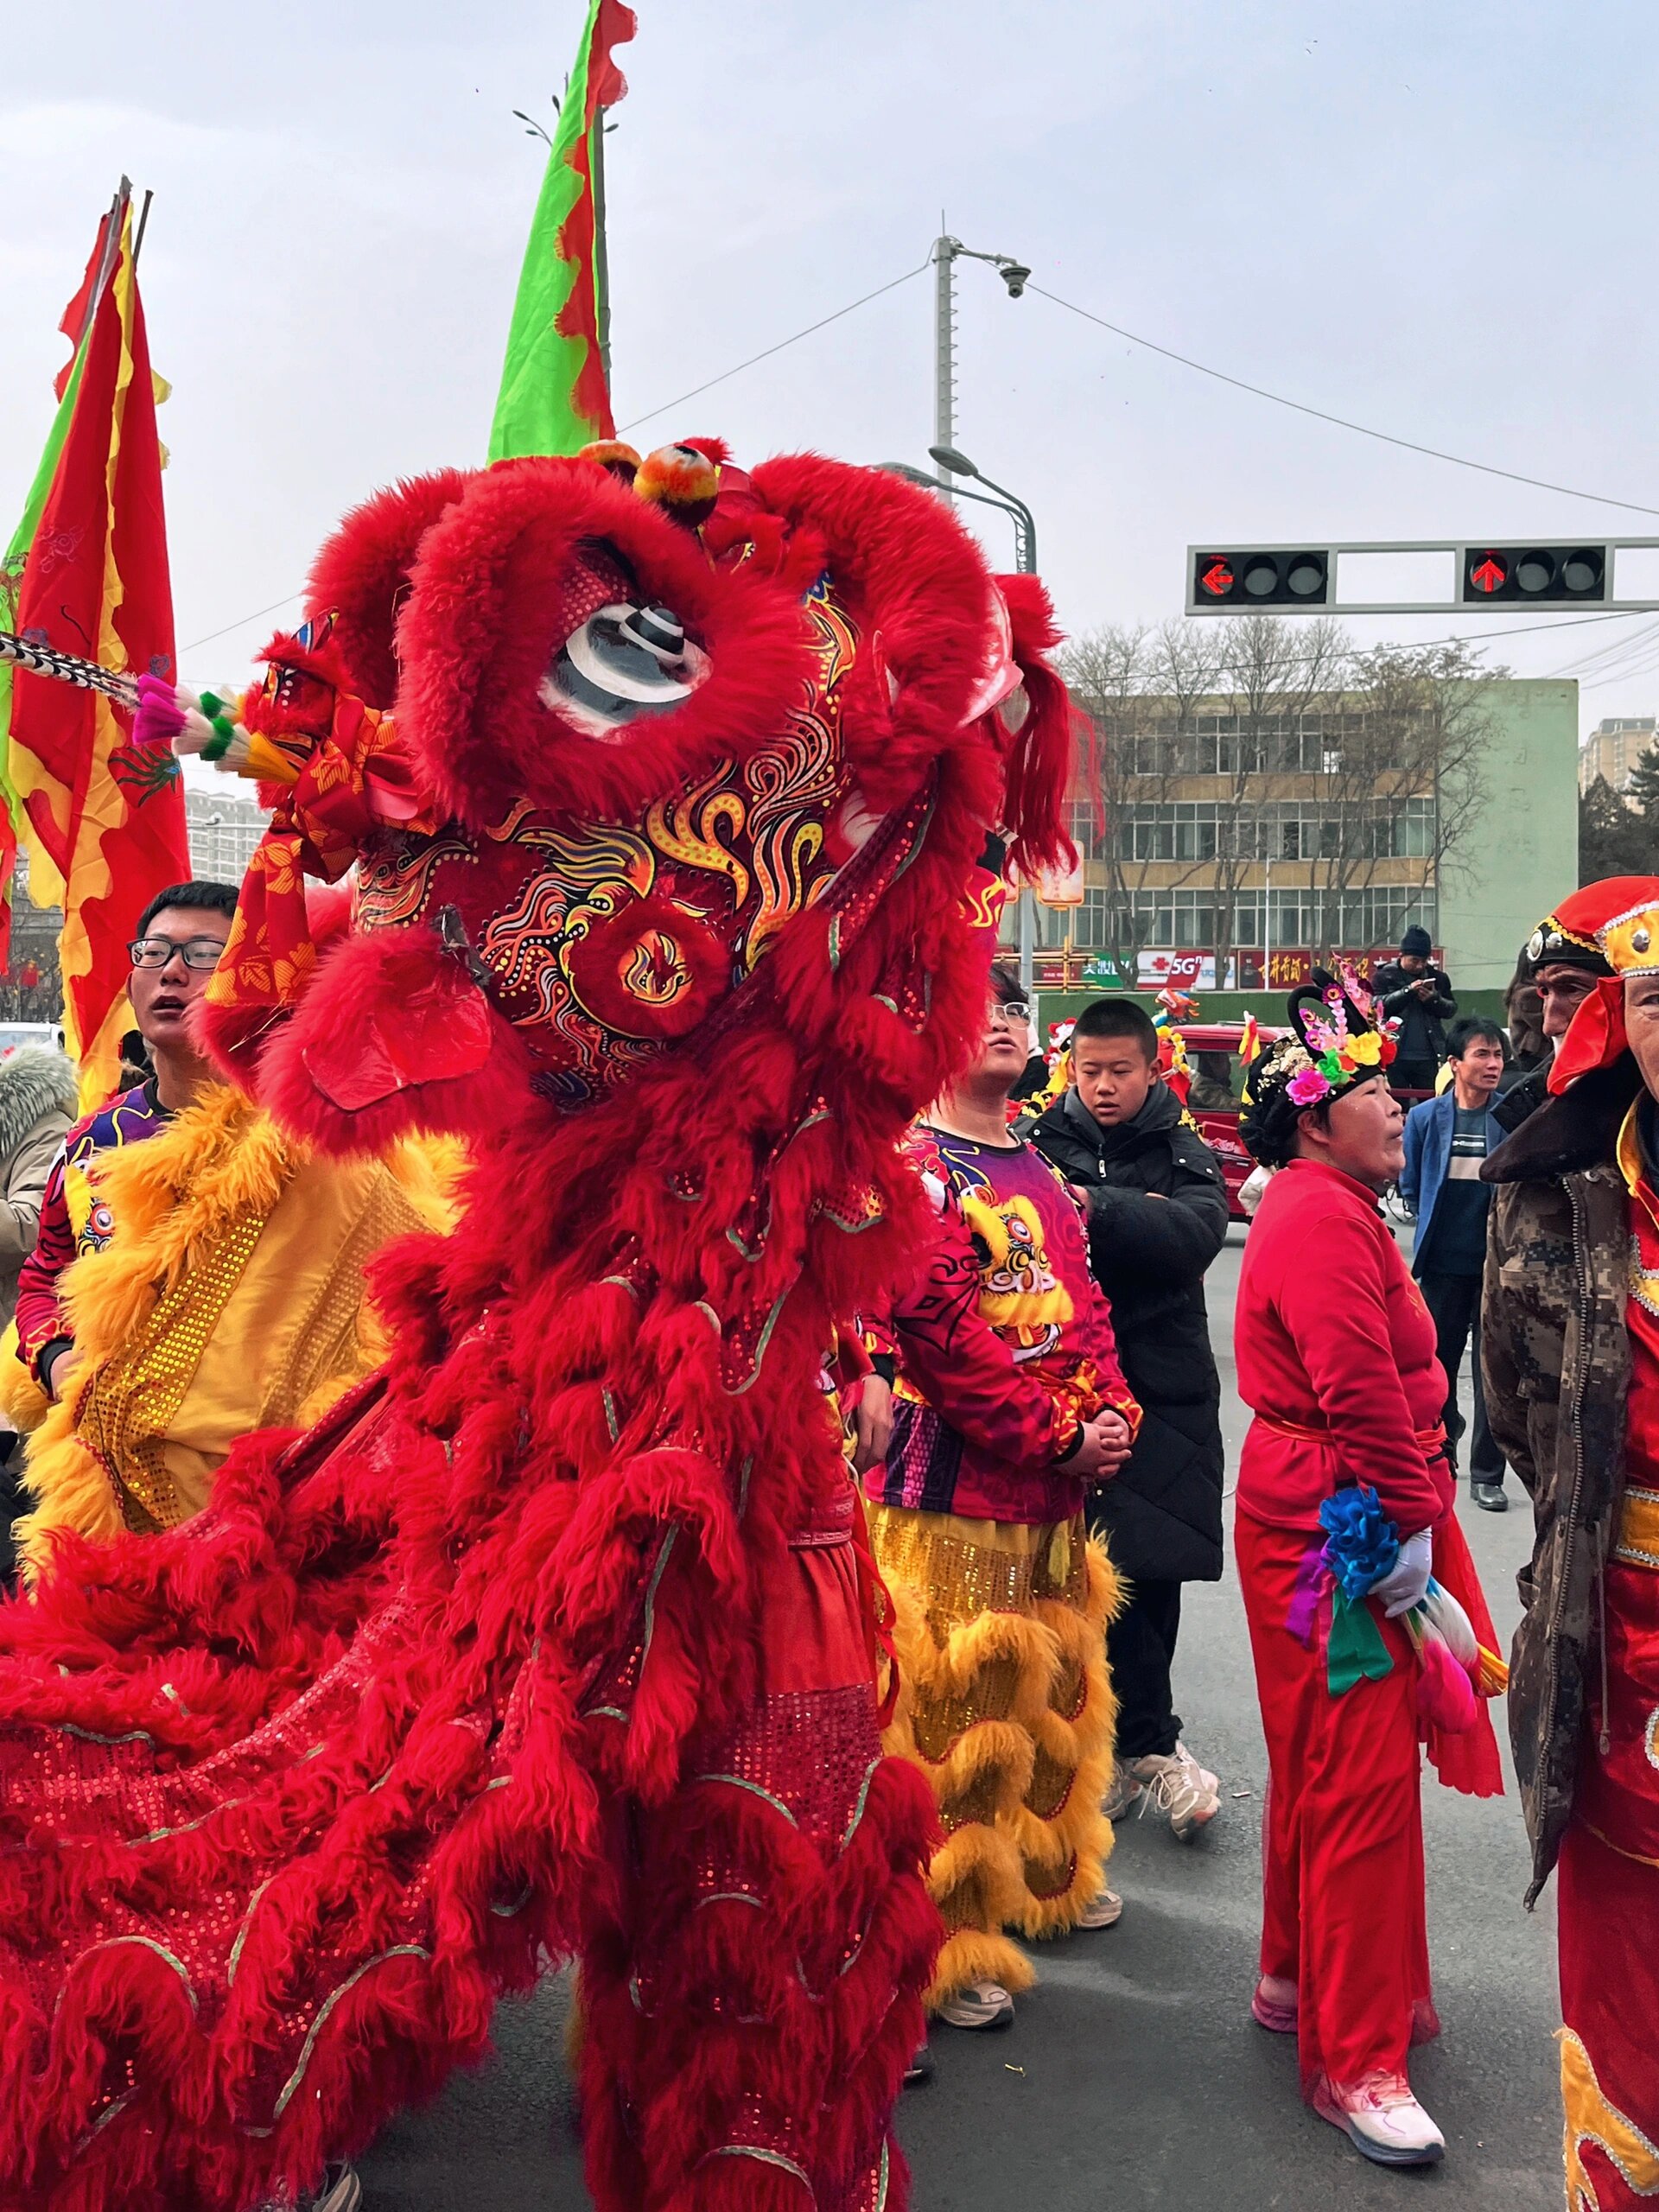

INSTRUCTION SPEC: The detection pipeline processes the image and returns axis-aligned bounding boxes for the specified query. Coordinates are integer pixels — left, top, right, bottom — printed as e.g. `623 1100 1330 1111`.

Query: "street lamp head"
880 461 942 488
928 443 979 480
999 263 1031 299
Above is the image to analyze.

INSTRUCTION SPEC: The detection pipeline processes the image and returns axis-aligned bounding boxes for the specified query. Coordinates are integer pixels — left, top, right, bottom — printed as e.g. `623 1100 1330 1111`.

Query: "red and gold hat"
1526 875 1659 978
1546 876 1659 1091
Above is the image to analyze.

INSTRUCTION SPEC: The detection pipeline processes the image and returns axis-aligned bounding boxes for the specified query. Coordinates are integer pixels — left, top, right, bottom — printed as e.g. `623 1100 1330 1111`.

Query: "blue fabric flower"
1319 1484 1400 1604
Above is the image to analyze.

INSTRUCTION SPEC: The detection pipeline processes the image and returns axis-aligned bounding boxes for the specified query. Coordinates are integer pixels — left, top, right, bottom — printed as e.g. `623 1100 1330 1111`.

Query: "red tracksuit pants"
1237 1512 1437 2100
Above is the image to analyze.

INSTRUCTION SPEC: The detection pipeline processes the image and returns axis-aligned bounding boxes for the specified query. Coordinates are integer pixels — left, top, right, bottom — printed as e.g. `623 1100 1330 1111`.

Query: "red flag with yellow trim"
7 194 190 1104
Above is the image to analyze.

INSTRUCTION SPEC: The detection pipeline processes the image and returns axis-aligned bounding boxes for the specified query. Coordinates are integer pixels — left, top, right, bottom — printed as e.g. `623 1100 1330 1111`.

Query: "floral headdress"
1238 963 1400 1163
1279 962 1400 1106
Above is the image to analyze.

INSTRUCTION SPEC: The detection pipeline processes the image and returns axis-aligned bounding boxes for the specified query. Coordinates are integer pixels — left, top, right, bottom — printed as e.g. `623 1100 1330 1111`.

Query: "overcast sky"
5 2 1656 743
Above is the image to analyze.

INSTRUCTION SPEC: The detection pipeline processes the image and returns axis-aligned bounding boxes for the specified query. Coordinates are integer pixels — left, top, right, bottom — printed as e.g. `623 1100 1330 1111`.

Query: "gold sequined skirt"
868 1503 1122 2009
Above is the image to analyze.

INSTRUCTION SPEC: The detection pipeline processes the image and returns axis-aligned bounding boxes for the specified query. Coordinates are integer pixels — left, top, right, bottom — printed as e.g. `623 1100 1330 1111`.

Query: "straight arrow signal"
1469 555 1507 594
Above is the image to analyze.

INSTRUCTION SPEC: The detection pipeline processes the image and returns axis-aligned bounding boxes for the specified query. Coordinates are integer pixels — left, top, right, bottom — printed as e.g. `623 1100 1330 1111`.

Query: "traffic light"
1190 548 1329 610
1459 544 1607 605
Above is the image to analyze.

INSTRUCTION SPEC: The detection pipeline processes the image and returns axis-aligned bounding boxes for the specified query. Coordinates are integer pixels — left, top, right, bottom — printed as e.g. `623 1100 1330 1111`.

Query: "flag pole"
78 181 130 354
132 188 155 269
593 107 611 387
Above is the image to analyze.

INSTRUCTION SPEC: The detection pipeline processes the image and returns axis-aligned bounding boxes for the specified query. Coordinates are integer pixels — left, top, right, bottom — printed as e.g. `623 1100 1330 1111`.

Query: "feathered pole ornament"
131 671 270 776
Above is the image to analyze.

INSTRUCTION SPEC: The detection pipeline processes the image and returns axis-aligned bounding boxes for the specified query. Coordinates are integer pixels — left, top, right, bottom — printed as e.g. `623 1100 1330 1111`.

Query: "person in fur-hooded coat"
0 1046 78 1568
0 1046 78 1336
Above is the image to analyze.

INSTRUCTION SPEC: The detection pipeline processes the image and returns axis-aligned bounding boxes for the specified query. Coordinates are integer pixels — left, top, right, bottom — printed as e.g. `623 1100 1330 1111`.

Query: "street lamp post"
887 440 1044 999
927 445 1036 575
927 442 1040 996
880 460 1032 563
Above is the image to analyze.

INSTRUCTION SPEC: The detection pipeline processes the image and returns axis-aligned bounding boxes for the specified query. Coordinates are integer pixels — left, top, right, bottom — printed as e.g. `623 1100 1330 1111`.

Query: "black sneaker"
1471 1480 1508 1513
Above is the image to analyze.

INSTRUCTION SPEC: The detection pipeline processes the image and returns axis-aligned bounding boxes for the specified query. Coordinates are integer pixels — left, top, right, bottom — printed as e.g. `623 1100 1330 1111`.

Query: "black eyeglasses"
129 938 225 971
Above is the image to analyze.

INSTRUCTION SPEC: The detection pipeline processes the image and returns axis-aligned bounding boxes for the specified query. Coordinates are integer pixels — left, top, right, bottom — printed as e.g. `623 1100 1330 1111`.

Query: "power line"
172 260 1659 664
1029 283 1659 521
180 595 301 655
1211 607 1643 653
616 257 932 436
1545 617 1659 679
176 261 936 654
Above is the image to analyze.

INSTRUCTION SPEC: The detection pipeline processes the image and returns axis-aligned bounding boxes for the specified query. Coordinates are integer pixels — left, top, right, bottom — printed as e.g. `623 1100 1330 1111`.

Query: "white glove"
1370 1528 1433 1618
1238 1164 1274 1217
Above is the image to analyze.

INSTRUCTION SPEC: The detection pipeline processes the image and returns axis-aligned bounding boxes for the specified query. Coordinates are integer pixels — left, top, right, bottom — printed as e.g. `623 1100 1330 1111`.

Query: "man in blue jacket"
1400 1014 1509 1510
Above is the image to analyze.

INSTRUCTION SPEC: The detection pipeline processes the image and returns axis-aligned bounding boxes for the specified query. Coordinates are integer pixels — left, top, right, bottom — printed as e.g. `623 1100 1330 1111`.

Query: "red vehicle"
1171 1022 1277 1220
1173 1021 1433 1219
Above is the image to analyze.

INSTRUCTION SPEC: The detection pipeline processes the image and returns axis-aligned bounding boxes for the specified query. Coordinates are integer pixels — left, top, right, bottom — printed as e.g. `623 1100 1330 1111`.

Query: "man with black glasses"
8 880 450 1587
16 880 238 1400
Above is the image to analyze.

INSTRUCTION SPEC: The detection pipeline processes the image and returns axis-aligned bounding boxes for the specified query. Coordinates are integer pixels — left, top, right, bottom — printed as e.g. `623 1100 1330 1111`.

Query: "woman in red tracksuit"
1234 971 1503 2171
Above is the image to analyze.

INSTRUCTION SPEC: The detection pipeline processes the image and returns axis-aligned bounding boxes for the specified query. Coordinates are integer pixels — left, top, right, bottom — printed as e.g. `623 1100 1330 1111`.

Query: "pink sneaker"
1250 1974 1298 2034
1312 2071 1445 2166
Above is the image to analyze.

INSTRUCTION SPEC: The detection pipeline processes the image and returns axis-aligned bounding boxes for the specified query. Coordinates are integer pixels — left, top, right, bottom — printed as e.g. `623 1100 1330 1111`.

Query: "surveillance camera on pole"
932 231 1028 498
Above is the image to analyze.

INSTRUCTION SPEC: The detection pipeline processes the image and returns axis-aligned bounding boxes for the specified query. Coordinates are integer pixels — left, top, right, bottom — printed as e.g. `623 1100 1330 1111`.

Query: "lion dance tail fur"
870 1509 1122 2009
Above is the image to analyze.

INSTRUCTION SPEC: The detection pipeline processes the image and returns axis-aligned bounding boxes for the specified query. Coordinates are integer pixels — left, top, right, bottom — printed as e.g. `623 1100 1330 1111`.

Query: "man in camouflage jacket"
1481 875 1659 2209
1482 1055 1636 1903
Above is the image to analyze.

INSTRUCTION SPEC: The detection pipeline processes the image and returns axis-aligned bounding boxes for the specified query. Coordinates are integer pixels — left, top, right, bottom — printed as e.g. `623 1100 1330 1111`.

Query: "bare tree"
1206 614 1349 971
1060 623 1222 958
1058 617 1502 978
1294 640 1502 950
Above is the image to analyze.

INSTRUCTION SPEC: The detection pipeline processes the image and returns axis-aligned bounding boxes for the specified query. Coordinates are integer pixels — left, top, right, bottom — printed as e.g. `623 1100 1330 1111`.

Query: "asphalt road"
359 1224 1563 2211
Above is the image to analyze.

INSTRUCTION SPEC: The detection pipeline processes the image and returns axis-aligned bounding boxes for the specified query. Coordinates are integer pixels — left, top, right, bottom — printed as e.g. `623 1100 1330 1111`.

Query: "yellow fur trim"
0 1320 47 1437
926 1926 1035 2012
1011 1548 1119 1936
385 1132 464 1228
926 1812 1027 1924
880 1516 1121 1962
16 1085 452 1579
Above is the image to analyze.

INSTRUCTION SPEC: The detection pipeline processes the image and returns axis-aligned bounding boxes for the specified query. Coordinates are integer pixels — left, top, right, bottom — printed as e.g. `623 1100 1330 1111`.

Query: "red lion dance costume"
0 444 1075 2212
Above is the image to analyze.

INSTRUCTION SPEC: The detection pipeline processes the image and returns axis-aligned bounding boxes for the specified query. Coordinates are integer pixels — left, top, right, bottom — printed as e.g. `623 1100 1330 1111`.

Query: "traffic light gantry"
1185 538 1659 615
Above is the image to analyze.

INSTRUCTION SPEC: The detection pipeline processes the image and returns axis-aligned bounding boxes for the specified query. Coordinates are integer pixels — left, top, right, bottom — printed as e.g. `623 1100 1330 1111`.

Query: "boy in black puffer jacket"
1024 996 1229 1840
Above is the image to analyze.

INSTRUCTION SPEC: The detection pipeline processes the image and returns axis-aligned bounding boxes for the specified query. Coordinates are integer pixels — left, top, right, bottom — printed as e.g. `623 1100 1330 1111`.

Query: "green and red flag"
489 0 636 461
2 191 191 1105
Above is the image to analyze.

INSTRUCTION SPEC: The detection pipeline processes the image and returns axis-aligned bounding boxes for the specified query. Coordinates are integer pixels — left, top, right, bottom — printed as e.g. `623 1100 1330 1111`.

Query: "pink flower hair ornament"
1286 1065 1333 1106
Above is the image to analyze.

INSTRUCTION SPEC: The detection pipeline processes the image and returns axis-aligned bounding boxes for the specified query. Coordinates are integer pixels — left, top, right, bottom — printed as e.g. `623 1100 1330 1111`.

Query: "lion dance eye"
540 601 710 741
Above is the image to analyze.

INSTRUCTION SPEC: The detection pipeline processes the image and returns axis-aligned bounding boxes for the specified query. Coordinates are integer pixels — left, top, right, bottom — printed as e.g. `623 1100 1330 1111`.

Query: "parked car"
1172 1022 1276 1220
1173 1020 1433 1219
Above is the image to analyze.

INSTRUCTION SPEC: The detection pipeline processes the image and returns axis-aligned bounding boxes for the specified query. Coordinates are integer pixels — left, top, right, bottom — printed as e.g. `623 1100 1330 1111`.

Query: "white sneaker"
1077 1886 1123 1929
1101 1767 1142 1821
1314 2073 1446 2167
250 2165 361 2212
314 2170 362 2212
1128 1744 1221 1841
938 1978 1016 2030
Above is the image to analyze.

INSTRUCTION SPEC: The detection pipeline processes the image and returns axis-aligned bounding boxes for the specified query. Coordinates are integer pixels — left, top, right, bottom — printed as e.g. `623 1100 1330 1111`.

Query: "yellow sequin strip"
78 1209 269 1533
868 1509 1088 1633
